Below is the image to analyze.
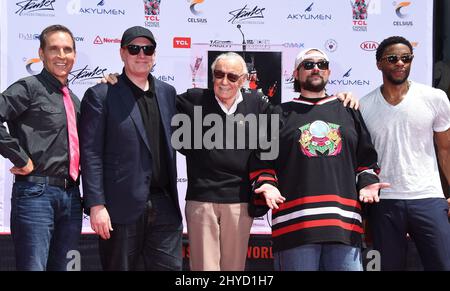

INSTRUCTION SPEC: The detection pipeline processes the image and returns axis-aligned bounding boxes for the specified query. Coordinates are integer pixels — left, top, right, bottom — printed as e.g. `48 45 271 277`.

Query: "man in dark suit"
79 26 182 271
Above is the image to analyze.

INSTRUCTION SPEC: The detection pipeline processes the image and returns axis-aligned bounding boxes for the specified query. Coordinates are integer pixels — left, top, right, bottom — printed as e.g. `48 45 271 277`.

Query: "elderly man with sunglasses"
79 26 183 271
176 52 363 271
360 36 450 271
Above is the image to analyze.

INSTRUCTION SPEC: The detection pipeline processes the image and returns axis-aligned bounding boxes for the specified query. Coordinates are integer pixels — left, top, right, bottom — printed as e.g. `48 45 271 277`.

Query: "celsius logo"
360 41 378 51
25 58 41 74
173 37 191 48
15 0 56 16
395 1 410 18
189 0 204 15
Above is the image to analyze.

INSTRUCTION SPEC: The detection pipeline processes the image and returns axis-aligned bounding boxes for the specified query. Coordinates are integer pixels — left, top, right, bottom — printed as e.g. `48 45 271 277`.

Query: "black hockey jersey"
249 96 380 252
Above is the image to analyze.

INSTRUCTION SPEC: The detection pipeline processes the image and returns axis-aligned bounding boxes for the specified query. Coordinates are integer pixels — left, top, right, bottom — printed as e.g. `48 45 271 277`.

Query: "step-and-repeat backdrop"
0 0 433 234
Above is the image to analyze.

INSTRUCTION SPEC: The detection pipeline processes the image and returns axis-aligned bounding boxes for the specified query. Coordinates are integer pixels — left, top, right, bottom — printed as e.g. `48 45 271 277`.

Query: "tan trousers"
185 201 254 271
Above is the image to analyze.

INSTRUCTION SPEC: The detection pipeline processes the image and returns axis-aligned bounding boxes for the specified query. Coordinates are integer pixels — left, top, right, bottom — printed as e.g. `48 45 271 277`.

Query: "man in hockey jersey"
249 48 390 271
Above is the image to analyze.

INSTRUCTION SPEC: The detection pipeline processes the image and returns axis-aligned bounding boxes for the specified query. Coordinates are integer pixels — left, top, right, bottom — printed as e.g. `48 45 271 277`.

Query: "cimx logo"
395 1 411 19
15 0 56 16
188 0 204 15
173 37 191 48
360 41 378 51
282 42 305 49
25 58 42 75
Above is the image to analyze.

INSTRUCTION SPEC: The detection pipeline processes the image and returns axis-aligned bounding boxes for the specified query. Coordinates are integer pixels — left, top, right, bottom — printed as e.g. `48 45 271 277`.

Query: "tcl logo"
173 37 191 48
360 41 379 51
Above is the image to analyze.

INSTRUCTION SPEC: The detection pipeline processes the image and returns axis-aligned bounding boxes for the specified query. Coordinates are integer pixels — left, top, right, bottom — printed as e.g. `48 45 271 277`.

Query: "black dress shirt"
0 68 80 178
122 73 169 193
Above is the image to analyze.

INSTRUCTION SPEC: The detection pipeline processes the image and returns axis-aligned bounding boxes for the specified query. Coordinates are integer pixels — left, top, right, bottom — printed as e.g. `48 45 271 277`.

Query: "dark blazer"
80 74 181 224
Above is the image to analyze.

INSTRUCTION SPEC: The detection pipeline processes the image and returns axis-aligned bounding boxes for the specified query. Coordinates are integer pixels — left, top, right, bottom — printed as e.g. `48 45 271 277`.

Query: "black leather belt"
14 175 79 190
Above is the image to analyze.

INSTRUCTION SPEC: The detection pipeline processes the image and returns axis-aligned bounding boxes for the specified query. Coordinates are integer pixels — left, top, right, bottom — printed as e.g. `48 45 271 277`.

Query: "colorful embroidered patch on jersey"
298 120 342 157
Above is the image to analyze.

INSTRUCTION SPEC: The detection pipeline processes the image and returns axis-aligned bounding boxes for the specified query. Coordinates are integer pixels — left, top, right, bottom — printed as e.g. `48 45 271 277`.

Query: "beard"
385 68 410 85
300 75 327 92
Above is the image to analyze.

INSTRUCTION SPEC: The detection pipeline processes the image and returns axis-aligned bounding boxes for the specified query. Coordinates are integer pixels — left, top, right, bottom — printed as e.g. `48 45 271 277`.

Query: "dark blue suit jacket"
80 74 181 224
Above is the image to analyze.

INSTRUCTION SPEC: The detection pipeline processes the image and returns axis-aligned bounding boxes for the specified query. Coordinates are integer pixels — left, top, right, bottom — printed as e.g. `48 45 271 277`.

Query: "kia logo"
360 41 379 51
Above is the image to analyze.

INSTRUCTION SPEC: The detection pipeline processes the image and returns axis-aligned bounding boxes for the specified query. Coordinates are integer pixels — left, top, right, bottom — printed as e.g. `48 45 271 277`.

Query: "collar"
40 68 67 91
292 94 337 105
122 69 155 97
215 90 243 115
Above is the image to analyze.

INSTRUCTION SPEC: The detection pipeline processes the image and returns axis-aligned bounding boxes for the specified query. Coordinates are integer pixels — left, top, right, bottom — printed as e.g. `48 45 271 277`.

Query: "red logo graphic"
173 37 191 48
360 41 378 51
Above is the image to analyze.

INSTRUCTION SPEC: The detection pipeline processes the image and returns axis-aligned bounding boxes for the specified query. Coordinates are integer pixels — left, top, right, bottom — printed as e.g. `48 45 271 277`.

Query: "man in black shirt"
80 26 182 270
0 24 82 271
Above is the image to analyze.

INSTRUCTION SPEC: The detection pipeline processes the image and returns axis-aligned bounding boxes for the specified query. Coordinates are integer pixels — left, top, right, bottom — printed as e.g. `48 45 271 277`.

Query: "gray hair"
210 52 248 75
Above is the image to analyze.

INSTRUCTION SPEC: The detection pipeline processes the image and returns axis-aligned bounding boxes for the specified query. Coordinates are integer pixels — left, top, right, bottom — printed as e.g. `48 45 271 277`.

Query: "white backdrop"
0 0 434 234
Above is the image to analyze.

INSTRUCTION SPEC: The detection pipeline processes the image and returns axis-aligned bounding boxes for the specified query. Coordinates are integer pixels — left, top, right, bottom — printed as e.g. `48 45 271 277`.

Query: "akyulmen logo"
228 4 265 25
328 68 370 86
351 0 369 32
393 1 413 27
187 0 207 23
15 0 56 17
360 41 378 51
287 2 332 21
143 0 161 28
66 0 125 16
68 65 108 85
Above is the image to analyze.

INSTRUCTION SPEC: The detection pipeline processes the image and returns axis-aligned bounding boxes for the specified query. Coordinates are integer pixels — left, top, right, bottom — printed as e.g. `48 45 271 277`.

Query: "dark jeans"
368 198 450 271
10 181 82 271
99 192 183 271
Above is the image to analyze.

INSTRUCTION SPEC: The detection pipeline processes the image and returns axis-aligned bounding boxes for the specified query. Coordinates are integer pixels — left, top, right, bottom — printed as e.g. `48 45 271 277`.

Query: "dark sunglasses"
300 60 329 70
213 70 245 83
126 44 156 56
381 54 414 64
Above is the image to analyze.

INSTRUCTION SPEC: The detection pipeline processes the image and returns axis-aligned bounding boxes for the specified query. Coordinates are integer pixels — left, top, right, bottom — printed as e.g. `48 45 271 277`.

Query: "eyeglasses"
126 44 156 56
300 60 329 70
213 70 245 83
380 54 414 64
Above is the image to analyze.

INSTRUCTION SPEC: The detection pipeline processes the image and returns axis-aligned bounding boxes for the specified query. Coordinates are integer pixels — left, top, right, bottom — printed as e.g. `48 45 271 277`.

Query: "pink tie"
61 86 80 181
